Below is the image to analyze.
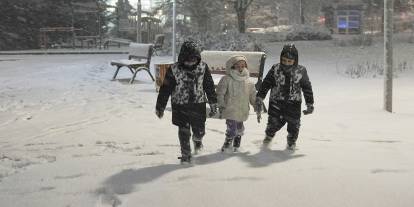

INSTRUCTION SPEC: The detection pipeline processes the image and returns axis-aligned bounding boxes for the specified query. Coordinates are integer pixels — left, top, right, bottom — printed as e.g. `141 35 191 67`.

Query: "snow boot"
262 135 273 145
233 135 241 152
221 137 233 152
193 140 203 155
286 133 298 150
178 155 192 164
286 143 296 151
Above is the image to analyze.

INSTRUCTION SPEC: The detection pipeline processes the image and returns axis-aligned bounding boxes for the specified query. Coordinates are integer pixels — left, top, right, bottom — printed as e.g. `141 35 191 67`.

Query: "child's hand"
255 97 264 113
209 103 218 117
155 110 164 119
219 107 225 119
303 104 314 115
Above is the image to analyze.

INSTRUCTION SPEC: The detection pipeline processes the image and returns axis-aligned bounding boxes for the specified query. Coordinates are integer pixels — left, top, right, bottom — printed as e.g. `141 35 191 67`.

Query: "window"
336 9 361 34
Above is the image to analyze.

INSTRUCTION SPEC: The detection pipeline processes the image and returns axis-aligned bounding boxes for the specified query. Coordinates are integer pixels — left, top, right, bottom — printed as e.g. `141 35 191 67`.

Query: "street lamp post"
137 0 142 43
384 0 393 112
172 0 177 62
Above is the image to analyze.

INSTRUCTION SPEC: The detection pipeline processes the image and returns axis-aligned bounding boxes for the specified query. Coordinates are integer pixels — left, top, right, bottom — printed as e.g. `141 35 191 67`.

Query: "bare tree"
179 0 224 32
156 0 225 33
225 0 254 33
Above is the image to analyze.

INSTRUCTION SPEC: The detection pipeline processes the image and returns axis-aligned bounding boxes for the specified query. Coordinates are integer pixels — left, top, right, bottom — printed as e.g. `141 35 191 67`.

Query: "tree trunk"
237 9 246 33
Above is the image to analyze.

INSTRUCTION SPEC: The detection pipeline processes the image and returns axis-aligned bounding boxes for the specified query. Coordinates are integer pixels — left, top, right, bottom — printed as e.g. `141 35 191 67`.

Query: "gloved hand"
256 111 261 123
155 109 164 119
209 103 218 117
303 104 314 115
255 97 264 113
219 107 225 119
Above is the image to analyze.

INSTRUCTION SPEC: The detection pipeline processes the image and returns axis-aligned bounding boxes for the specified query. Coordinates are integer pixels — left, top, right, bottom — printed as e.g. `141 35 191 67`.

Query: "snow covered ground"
0 40 413 207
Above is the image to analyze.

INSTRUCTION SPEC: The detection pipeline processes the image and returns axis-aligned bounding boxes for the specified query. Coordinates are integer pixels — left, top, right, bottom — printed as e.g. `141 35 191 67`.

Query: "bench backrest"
201 50 266 78
128 43 153 65
153 34 165 49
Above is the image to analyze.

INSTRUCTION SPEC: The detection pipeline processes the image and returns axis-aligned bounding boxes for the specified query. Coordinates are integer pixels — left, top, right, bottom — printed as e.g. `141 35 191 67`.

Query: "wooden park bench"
154 50 267 112
200 50 266 89
152 34 165 56
110 43 154 84
103 37 132 49
201 50 267 112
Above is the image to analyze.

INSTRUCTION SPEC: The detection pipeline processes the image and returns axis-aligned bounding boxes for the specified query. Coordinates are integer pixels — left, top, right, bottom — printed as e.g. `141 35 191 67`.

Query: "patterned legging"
226 120 245 139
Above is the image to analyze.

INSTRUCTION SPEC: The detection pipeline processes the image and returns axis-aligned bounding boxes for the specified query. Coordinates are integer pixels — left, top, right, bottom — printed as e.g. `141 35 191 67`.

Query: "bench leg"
144 68 155 81
112 66 122 81
129 67 155 84
130 69 139 84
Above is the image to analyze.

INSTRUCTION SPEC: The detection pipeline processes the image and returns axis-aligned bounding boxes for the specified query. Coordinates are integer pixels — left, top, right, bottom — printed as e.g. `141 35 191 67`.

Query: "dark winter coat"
156 41 217 127
257 63 314 119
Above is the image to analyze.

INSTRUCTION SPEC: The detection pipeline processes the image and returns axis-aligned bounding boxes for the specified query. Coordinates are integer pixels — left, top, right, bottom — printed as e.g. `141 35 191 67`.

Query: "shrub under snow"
285 25 332 41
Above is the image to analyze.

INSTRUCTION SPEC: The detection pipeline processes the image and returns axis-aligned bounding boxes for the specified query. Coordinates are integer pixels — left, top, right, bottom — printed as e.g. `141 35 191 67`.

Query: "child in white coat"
217 55 257 152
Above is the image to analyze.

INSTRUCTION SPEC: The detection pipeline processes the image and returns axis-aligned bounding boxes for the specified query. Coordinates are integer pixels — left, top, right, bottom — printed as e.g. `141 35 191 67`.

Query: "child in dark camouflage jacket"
156 40 218 163
256 44 314 150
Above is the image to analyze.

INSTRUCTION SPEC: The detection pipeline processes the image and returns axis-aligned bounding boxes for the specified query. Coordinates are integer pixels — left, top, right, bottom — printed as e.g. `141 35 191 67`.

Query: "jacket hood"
225 55 248 75
178 40 201 66
280 43 298 66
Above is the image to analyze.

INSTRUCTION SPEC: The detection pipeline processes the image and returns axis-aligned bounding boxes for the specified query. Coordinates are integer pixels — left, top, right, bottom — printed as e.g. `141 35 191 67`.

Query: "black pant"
178 123 205 157
265 115 300 145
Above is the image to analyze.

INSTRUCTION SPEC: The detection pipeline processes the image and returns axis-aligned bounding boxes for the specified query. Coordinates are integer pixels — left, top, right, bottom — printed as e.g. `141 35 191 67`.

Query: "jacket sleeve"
156 66 176 111
249 82 257 107
300 67 314 105
203 65 218 104
257 66 276 99
216 76 228 109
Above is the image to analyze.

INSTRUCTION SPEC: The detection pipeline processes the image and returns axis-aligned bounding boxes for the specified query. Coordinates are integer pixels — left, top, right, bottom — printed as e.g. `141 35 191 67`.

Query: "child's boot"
221 136 233 152
286 133 298 151
262 135 273 145
233 135 241 152
178 155 192 164
193 139 203 155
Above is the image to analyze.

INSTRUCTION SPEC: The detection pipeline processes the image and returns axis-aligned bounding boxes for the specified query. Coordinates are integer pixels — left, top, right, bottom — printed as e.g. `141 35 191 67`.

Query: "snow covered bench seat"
110 43 154 84
200 50 266 89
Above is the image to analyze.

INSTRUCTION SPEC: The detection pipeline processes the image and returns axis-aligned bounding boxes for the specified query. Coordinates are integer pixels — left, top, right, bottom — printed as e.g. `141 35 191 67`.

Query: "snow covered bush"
409 33 414 43
262 25 292 33
285 25 332 41
342 60 412 78
333 34 374 47
162 30 265 55
250 32 287 42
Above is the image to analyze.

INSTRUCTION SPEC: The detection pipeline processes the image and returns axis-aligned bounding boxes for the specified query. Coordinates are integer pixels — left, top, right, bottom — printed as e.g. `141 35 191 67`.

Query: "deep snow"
0 40 413 207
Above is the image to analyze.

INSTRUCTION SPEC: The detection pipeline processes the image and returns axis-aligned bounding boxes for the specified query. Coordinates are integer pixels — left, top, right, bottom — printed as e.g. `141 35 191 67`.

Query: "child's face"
232 60 247 72
184 56 198 66
281 56 295 66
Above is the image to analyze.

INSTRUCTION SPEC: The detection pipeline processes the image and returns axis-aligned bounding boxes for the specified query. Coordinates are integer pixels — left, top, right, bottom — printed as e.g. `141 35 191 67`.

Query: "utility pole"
137 0 142 43
70 1 75 49
384 0 393 112
172 0 176 61
299 0 304 24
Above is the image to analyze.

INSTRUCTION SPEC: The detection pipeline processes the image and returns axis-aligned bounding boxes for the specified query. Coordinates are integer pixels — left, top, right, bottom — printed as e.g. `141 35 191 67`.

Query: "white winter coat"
217 56 256 122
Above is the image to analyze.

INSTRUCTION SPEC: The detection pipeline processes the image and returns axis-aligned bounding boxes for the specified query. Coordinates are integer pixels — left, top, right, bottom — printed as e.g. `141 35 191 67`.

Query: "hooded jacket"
156 40 217 127
257 44 314 119
217 55 256 122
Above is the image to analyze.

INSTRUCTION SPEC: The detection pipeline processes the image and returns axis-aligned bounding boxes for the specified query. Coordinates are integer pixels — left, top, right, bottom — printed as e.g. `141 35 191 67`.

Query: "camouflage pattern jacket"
257 63 314 119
